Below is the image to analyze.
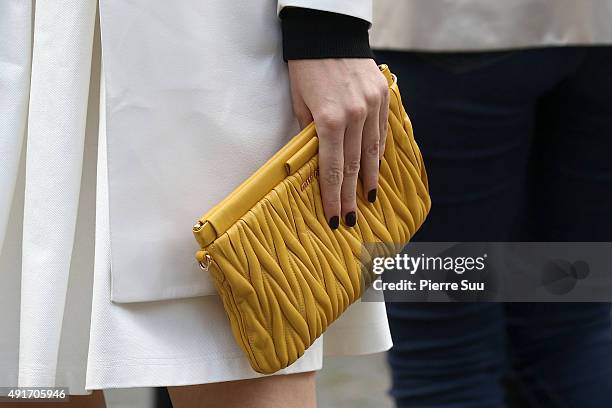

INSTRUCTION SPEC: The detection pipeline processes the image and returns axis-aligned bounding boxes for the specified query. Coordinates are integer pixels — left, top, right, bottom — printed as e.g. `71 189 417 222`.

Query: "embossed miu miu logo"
300 168 319 191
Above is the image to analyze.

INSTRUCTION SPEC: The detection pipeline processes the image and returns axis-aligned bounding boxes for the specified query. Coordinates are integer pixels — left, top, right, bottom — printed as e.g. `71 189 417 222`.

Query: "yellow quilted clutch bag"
192 64 431 374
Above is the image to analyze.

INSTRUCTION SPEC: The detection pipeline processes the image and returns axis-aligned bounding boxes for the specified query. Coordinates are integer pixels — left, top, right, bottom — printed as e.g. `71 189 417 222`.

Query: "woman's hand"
288 58 390 229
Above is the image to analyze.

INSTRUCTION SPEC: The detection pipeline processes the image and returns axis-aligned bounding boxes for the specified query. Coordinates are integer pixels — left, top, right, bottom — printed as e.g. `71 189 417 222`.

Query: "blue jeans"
374 47 612 407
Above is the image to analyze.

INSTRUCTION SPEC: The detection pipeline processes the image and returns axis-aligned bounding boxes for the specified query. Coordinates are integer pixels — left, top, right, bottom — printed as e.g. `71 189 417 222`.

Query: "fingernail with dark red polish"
329 216 339 230
345 211 356 227
368 189 377 203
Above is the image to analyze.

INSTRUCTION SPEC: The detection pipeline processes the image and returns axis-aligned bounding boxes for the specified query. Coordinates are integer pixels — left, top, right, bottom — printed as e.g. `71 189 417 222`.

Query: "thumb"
291 95 314 130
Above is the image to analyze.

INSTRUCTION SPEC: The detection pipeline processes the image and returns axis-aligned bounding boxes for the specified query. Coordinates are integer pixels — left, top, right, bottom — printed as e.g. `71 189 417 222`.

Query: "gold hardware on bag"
198 253 213 271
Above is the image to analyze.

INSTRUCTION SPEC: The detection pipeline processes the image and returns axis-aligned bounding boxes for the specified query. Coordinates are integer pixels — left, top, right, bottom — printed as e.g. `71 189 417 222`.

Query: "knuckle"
317 111 344 132
346 103 367 121
365 140 379 157
344 158 360 176
364 89 381 107
323 165 343 187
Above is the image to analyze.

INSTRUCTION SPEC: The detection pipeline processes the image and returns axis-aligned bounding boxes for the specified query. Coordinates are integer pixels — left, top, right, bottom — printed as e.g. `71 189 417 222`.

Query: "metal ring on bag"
198 253 213 271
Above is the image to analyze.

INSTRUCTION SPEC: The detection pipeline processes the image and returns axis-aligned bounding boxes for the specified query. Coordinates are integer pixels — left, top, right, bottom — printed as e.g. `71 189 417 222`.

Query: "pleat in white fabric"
0 2 31 387
0 0 98 389
0 1 31 251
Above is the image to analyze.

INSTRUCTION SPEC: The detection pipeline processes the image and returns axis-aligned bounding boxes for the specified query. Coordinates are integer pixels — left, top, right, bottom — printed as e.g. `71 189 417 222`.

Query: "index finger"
315 115 345 230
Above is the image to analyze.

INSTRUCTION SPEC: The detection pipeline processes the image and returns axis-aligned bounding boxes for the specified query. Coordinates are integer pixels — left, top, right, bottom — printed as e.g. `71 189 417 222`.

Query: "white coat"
2 0 393 393
0 0 373 306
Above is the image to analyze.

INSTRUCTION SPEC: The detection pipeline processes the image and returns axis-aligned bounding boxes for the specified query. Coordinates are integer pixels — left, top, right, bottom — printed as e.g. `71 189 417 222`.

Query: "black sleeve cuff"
279 7 374 62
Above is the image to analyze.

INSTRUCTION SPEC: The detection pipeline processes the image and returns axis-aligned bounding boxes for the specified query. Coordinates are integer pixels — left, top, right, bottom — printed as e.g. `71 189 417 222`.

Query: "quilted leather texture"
193 65 431 374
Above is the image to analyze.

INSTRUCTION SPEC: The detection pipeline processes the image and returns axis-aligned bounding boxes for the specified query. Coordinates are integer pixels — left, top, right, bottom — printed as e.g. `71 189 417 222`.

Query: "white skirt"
0 17 392 396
